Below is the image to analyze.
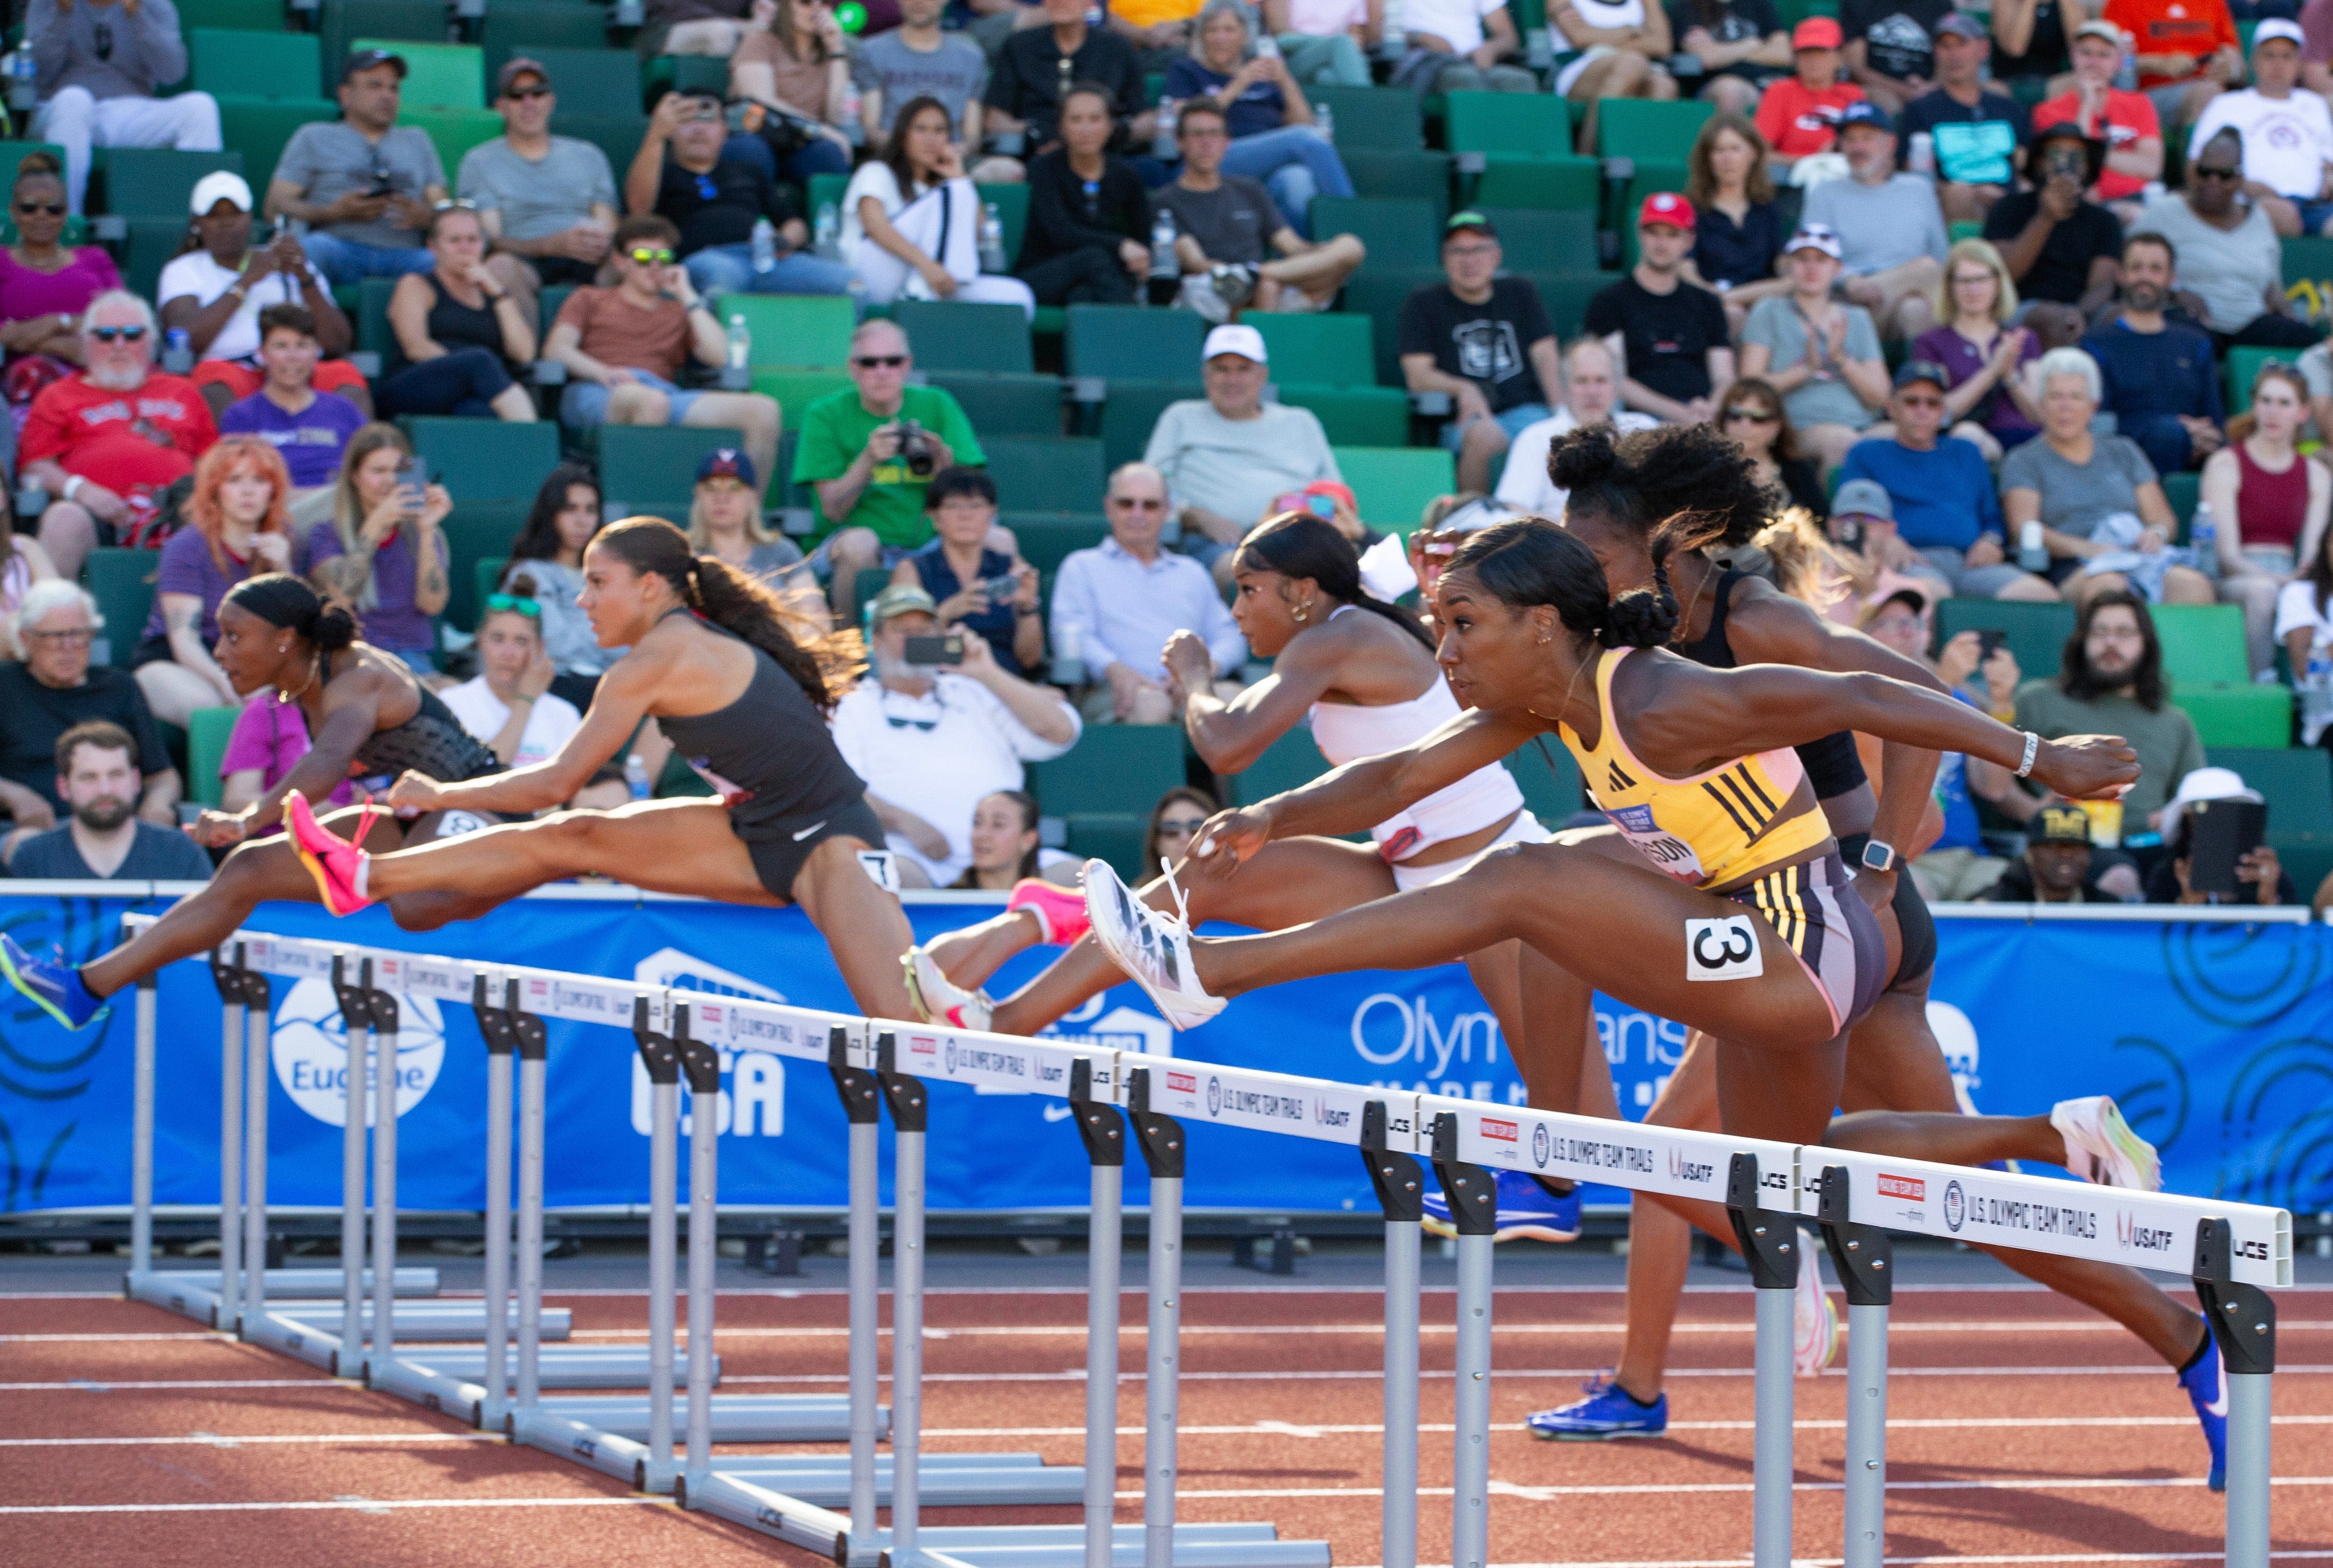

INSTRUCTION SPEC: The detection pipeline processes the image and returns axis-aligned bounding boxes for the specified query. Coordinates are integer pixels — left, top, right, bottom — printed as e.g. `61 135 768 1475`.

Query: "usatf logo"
1531 1124 1550 1168
1314 1098 1351 1128
1942 1180 1966 1232
1206 1075 1222 1116
1668 1149 1713 1183
1166 1070 1197 1094
1877 1173 1925 1201
1481 1117 1518 1142
2117 1211 2176 1253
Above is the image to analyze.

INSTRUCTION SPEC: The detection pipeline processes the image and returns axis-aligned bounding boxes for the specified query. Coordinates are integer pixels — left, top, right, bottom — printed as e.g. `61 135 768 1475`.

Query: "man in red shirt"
2102 0 2240 128
2033 20 2165 222
1755 18 1868 174
23 290 218 581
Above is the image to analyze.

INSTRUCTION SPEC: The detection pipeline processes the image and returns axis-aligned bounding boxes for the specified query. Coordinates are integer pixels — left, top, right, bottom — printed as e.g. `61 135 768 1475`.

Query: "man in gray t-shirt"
1153 98 1363 318
26 0 222 216
459 57 621 326
855 0 990 140
1798 101 1949 338
263 49 449 286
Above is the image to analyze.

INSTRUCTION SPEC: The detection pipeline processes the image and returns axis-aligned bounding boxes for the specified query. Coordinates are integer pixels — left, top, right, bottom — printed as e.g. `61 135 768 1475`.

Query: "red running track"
1 1282 2327 1566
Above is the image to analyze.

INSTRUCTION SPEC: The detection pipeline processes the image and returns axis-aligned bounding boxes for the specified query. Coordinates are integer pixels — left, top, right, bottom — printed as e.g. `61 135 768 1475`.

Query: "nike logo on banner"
1043 1103 1076 1122
792 820 828 842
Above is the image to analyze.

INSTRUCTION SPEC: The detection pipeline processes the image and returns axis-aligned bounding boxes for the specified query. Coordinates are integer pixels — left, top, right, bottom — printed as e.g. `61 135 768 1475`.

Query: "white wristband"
2015 730 2040 779
62 475 83 502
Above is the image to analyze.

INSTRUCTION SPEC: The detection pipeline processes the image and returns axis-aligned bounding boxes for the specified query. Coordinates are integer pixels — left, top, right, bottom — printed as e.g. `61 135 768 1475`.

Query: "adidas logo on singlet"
1606 760 1635 796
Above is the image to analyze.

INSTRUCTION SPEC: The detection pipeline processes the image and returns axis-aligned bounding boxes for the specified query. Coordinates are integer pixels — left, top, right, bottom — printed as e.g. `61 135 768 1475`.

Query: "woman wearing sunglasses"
1714 377 1826 519
846 96 1038 317
438 580 584 770
1142 785 1219 882
0 151 119 413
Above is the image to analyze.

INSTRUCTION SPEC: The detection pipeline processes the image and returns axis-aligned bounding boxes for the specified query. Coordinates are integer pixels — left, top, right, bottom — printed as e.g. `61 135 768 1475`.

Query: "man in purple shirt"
218 304 366 527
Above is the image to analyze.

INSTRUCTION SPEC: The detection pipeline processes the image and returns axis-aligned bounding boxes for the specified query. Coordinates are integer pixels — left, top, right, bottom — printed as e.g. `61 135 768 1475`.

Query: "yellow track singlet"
1557 647 1834 891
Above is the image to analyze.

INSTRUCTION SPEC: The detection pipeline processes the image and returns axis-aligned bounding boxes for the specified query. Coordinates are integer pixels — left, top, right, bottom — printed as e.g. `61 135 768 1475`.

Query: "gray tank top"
650 610 866 838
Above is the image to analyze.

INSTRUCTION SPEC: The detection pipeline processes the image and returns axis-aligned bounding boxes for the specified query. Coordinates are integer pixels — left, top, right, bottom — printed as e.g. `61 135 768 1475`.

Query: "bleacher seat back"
1331 446 1455 535
191 30 320 99
1307 196 1439 273
1307 85 1423 151
894 300 1036 374
1504 737 1584 824
1029 726 1187 817
1444 91 1572 156
82 549 158 669
1933 597 2074 687
1596 98 1712 161
1222 727 1331 806
479 8 617 72
1066 305 1207 382
2152 603 2251 686
1251 313 1375 388
725 294 857 368
981 436 1107 516
1097 379 1201 470
928 371 1061 436
353 38 484 110
411 418 562 501
187 705 241 809
97 149 243 218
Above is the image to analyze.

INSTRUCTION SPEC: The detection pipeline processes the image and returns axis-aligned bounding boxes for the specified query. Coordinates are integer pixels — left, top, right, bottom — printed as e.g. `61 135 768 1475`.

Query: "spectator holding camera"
305 422 451 670
832 582 1080 887
2144 767 2292 904
891 467 1044 675
685 446 815 597
1980 122 2122 316
795 318 986 619
264 51 448 287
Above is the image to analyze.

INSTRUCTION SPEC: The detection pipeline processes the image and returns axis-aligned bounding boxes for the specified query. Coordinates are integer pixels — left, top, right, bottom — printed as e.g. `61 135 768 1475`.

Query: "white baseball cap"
2160 766 2264 844
1785 222 1844 259
190 171 254 216
2253 17 2305 48
1202 323 1267 364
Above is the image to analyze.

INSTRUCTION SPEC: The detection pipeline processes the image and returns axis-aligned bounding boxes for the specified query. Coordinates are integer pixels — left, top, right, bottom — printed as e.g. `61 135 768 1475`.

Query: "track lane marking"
0 1498 673 1515
565 1319 2333 1341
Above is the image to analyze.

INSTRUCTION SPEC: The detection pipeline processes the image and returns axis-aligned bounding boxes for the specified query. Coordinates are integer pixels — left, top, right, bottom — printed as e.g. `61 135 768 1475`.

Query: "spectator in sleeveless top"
218 305 369 529
684 447 817 599
890 466 1045 676
501 463 615 712
306 422 453 670
1016 83 1149 306
2201 360 2328 674
0 152 119 400
1551 0 1681 156
160 172 366 422
378 204 539 422
845 96 1038 316
132 436 298 728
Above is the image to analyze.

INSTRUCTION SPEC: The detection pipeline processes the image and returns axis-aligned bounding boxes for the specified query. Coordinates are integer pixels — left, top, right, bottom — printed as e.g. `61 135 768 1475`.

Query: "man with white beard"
19 289 220 580
1493 337 1661 517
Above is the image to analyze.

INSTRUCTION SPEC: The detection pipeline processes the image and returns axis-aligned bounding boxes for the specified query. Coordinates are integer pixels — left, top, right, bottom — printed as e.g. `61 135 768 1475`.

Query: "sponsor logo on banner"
633 946 788 1005
1166 1070 1197 1095
909 1033 938 1059
1313 1097 1352 1129
626 948 789 1139
270 978 445 1126
1877 1173 1925 1201
1481 1117 1518 1142
1207 1075 1222 1116
2117 1210 2178 1255
1943 1180 1965 1232
1531 1123 1550 1168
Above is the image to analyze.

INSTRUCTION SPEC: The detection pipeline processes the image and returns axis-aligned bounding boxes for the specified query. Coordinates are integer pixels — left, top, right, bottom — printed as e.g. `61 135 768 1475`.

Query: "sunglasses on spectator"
2192 165 2241 181
14 200 64 216
484 593 540 616
504 85 553 100
1110 496 1167 510
90 325 147 342
433 197 478 213
1155 817 1207 838
881 712 939 731
1722 406 1775 423
626 247 676 265
853 354 909 368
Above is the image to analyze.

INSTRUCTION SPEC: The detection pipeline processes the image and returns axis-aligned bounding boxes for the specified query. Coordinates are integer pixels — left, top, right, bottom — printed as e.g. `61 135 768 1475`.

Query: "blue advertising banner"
1 890 2327 1218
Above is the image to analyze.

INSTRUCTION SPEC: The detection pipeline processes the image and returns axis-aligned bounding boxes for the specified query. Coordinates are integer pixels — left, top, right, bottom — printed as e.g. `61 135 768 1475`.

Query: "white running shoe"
901 947 993 1031
2050 1095 2162 1191
1080 859 1226 1030
1794 1237 1838 1377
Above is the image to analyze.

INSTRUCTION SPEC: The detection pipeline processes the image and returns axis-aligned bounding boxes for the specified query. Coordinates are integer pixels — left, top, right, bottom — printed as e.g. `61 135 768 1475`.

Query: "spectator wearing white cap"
23 0 221 216
159 171 367 423
2144 766 2294 905
1142 323 1341 583
263 50 450 287
1737 224 1890 472
1800 99 1950 338
2184 20 2333 237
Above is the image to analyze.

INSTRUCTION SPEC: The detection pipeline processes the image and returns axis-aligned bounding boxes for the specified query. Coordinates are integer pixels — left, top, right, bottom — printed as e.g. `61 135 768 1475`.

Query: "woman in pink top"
0 152 121 427
219 694 359 818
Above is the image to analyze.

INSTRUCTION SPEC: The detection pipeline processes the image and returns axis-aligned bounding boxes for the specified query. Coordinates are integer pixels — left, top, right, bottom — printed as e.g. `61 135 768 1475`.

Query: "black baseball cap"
341 48 408 83
1444 210 1498 239
1893 359 1950 392
2032 806 2095 846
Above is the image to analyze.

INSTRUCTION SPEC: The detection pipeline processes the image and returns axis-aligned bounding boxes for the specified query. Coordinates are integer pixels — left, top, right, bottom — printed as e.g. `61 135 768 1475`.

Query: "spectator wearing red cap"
1585 193 1734 425
1895 13 2031 224
1670 0 1790 118
2032 20 2163 223
1397 212 1561 493
1550 0 1681 156
1755 17 1867 169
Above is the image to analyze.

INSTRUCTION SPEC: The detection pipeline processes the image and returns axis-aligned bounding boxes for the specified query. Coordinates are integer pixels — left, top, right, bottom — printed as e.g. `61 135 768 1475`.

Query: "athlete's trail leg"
1613 1031 1722 1403
921 909 1046 991
790 837 917 1020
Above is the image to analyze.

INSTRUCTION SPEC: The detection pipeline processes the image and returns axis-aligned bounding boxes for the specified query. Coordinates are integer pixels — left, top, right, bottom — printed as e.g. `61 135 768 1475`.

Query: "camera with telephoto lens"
895 418 936 478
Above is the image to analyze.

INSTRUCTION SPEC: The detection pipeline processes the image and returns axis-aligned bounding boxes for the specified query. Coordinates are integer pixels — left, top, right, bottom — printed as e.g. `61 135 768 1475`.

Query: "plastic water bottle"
2190 501 2221 580
725 313 750 371
2017 519 2048 574
1153 98 1180 160
2307 651 2333 743
624 754 652 801
749 217 776 274
1908 131 1935 176
162 327 193 374
1150 209 1179 281
1313 99 1335 143
814 201 840 261
979 202 1007 273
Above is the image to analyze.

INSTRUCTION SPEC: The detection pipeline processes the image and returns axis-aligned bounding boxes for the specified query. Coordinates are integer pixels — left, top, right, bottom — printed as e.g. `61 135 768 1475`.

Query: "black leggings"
377 346 516 419
1019 246 1134 306
2213 314 2325 353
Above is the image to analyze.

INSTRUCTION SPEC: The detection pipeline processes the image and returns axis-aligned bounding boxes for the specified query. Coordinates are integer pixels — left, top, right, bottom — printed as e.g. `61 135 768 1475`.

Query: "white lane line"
0 1497 671 1516
1337 1555 2333 1566
0 1333 221 1343
725 1363 2333 1385
1115 1476 2333 1501
569 1320 2333 1341
920 1414 2333 1437
0 1434 497 1448
0 1379 342 1391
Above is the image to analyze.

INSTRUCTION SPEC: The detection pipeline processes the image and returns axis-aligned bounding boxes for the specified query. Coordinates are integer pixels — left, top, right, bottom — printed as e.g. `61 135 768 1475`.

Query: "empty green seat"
1005 514 1109 577
1096 379 1199 470
1596 98 1712 162
1307 197 1439 273
929 371 1063 437
1340 269 1439 387
749 368 853 414
1308 85 1423 151
2153 604 2251 685
1251 314 1376 387
478 8 617 77
1445 91 1571 156
1472 155 1600 212
1481 206 1602 270
2215 745 2333 890
1276 385 1408 446
724 294 857 368
2224 346 2285 414
96 149 242 218
1339 150 1455 217
893 300 1036 373
1029 725 1188 817
2281 234 2333 288
187 706 241 809
1066 305 1207 384
191 30 318 99
1933 598 2074 687
982 436 1107 515
1332 446 1455 535
81 549 158 669
1063 813 1149 879
217 98 340 186
410 418 562 501
177 0 287 34
1519 268 1616 340
598 425 750 517
2161 468 2200 532
546 113 648 182
398 108 505 179
438 505 530 631
354 38 484 110
2174 684 2292 749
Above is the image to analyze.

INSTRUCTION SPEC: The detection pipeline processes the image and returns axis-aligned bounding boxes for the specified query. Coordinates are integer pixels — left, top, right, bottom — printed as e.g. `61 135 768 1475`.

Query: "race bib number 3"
1685 914 1763 981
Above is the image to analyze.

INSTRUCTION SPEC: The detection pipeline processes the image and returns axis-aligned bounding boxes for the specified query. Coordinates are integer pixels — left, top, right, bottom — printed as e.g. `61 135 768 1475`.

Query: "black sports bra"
349 674 504 784
1675 566 1868 802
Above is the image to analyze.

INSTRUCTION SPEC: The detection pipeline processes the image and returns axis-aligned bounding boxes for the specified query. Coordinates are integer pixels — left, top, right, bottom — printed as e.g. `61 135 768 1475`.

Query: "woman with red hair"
132 436 296 727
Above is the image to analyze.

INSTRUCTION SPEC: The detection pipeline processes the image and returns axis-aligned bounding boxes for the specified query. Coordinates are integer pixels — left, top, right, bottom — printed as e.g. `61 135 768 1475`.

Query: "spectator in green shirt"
793 318 986 619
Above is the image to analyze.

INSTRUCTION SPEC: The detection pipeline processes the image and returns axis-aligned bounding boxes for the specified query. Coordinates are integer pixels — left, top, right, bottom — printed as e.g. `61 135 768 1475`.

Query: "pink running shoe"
1008 876 1090 946
284 793 378 917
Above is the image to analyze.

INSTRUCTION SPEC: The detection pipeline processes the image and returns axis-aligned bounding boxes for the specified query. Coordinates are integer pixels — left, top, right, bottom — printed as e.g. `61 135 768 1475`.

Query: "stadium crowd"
3 0 2333 908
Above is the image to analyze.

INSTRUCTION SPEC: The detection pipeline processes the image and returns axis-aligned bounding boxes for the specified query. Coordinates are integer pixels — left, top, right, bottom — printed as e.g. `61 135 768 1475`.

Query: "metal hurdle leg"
472 978 517 1430
1429 1114 1496 1568
1363 1103 1425 1568
828 1026 885 1566
1071 1060 1127 1568
1126 1067 1186 1568
331 958 369 1374
130 978 157 1278
1817 1166 1893 1568
512 985 548 1417
2194 1217 2278 1568
239 965 272 1339
675 1006 720 1498
1726 1153 1800 1568
210 947 245 1333
368 978 401 1381
631 998 682 1484
873 1034 931 1563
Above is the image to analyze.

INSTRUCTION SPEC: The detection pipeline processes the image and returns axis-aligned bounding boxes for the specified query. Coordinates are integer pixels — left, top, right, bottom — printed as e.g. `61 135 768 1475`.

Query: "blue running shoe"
0 934 104 1030
2178 1322 2228 1492
1422 1168 1583 1242
1526 1375 1667 1440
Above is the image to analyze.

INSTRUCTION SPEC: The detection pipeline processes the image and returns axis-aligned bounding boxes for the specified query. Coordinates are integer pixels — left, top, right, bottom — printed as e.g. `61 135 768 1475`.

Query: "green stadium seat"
439 505 531 631
2224 345 2284 414
1029 725 1188 817
1596 98 1712 162
81 549 158 670
982 436 1107 515
929 371 1063 436
2161 468 2200 532
1340 269 1439 388
1062 814 1149 880
1520 268 1615 340
1444 91 1572 156
2214 745 2333 892
478 8 617 76
478 555 510 616
1307 197 1439 273
1005 514 1109 577
1066 305 1207 384
353 38 484 110
1096 379 1198 470
191 30 319 100
2174 684 2292 749
1221 727 1331 806
398 108 506 179
216 98 340 187
177 0 286 34
505 47 639 113
410 418 562 501
1308 86 1423 151
1480 206 1603 270
598 425 749 518
2280 233 2333 289
1333 446 1455 535
893 300 1036 373
1504 736 1583 824
749 368 852 419
2151 605 2285 748
187 706 240 809
722 294 857 368
1250 314 1376 386
2153 603 2250 685
547 114 649 182
1471 155 1600 211
321 0 458 95
665 55 731 99
94 149 242 218
117 219 190 301
354 276 403 369
1339 150 1455 217
1933 597 2074 687
1276 385 1409 446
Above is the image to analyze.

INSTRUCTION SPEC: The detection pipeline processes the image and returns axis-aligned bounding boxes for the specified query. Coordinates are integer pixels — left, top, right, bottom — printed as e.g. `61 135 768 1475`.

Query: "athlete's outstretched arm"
191 678 386 848
390 655 657 817
1167 627 1338 774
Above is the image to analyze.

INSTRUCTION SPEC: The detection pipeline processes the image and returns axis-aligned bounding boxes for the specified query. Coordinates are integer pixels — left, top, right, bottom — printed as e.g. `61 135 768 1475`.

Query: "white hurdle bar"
119 916 2296 1568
